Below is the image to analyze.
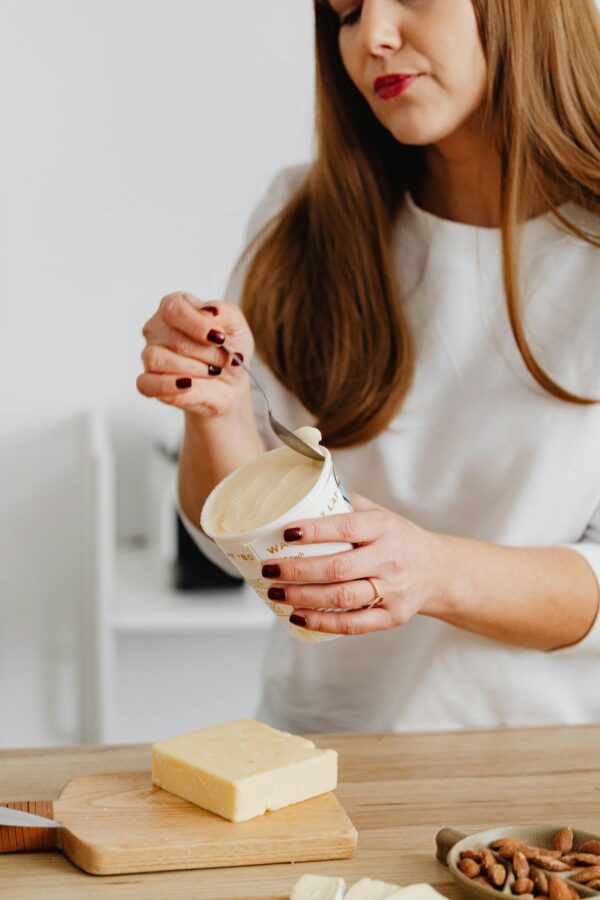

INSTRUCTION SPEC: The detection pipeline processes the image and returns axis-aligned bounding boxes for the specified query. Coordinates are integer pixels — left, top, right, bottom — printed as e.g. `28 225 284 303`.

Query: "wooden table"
1 725 599 899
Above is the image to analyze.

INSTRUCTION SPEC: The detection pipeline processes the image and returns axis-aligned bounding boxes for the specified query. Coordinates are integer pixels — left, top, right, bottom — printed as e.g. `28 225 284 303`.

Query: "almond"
531 857 572 872
553 829 574 854
549 876 574 900
532 871 550 895
472 876 495 888
499 846 525 860
579 842 600 856
459 858 482 878
514 851 531 880
569 866 600 883
587 879 600 890
514 879 535 894
513 847 563 861
491 838 525 850
562 853 600 867
461 850 484 863
563 884 579 900
489 864 507 887
529 848 564 860
496 843 527 858
483 850 498 871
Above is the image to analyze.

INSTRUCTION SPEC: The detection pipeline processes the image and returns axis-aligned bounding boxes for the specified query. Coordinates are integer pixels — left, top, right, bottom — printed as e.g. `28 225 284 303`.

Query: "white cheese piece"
388 886 446 900
290 873 346 900
345 878 401 899
151 718 337 822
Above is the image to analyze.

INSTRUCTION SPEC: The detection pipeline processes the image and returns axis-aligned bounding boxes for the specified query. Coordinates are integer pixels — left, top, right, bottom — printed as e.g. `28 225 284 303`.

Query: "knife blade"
0 806 63 828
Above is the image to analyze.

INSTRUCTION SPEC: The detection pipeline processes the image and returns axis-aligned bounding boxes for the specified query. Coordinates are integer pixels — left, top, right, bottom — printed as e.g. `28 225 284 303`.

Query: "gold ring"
365 576 384 610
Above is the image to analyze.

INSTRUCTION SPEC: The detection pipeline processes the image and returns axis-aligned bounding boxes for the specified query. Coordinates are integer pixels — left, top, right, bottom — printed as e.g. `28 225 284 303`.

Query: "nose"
359 0 403 57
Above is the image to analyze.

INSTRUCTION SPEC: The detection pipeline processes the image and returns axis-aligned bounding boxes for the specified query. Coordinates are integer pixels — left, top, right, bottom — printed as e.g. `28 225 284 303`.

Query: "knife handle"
0 801 57 853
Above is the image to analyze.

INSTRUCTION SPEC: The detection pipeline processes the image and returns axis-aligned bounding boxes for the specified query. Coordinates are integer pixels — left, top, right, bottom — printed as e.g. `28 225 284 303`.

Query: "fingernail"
208 365 222 376
202 305 218 316
231 352 244 367
262 564 281 579
284 527 303 542
290 614 308 628
176 378 192 389
207 329 225 345
268 586 287 601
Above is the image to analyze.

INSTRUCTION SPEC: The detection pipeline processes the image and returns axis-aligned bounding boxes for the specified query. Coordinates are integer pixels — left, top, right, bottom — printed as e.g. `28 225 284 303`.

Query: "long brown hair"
237 0 600 448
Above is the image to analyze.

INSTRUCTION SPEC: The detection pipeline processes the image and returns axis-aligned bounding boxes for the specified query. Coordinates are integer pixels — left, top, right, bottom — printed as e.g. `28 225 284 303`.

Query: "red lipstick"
374 74 419 99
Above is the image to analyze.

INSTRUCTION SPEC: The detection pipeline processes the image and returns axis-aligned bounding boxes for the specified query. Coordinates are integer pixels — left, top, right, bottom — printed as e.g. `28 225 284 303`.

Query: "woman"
138 0 600 733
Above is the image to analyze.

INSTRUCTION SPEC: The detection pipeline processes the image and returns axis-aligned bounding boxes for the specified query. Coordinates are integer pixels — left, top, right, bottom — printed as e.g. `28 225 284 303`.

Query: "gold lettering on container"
266 541 287 555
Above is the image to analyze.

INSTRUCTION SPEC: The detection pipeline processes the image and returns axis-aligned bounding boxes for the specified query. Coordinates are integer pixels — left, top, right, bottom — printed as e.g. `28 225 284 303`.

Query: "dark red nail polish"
262 564 281 579
202 305 218 316
176 377 192 389
290 614 307 628
208 365 222 376
207 329 225 345
268 587 286 601
231 352 244 367
284 527 303 542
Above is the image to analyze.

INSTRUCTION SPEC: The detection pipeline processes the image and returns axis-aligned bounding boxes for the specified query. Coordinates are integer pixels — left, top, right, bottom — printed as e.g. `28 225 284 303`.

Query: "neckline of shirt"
396 190 578 260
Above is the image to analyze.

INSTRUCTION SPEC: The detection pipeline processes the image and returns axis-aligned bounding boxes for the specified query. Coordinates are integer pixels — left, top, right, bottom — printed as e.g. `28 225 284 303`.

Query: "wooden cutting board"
0 770 357 875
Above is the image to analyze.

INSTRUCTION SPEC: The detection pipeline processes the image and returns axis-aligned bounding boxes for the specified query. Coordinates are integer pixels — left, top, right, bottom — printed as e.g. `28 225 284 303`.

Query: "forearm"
426 535 600 651
177 384 266 526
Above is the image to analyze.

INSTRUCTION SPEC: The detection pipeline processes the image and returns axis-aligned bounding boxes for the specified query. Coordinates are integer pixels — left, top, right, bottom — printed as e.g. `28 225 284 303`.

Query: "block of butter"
388 887 446 900
291 880 447 900
291 874 346 900
345 879 401 900
151 718 338 822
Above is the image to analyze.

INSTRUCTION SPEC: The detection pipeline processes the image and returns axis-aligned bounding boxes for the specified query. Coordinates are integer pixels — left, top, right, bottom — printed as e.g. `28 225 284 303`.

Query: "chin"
374 107 462 147
388 116 455 147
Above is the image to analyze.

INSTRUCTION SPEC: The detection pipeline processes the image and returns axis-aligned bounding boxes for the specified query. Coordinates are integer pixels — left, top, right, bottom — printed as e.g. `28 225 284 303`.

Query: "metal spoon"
220 345 325 461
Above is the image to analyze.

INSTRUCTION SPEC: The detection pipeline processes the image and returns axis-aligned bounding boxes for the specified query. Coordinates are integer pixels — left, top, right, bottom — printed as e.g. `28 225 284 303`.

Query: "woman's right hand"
137 292 255 418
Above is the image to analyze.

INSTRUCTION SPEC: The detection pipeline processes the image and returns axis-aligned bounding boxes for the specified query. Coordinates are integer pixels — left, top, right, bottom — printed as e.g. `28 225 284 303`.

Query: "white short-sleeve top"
181 164 600 734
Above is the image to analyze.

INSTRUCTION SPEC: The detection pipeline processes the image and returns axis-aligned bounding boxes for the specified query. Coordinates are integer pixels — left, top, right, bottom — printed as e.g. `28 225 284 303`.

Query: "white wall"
0 0 314 748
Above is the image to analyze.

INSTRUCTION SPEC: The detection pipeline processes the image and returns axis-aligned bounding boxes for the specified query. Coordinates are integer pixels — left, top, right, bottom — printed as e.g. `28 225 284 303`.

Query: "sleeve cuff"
550 542 600 655
175 493 242 580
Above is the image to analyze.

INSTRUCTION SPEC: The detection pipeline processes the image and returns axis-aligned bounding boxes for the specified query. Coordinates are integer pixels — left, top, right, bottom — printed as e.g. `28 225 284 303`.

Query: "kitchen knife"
0 805 63 828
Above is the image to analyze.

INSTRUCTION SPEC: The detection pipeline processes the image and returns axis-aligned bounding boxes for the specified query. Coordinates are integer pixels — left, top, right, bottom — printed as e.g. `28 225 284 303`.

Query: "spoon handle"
221 346 273 415
220 345 324 460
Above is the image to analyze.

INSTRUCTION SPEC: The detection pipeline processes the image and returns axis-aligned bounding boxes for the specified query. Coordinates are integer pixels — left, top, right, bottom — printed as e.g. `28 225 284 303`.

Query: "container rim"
200 443 333 544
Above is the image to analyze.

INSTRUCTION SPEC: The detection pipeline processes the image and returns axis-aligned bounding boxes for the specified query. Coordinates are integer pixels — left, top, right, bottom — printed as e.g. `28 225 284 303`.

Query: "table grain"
1 724 599 899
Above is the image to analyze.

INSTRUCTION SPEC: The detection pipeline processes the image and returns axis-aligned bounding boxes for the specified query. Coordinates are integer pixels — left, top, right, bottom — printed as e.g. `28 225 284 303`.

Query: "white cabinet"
80 410 272 744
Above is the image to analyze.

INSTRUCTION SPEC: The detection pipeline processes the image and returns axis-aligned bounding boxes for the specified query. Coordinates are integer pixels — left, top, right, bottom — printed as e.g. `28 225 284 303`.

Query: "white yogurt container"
200 439 353 643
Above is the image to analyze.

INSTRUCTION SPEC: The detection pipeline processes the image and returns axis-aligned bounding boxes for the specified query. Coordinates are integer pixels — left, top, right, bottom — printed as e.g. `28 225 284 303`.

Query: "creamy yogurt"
211 428 324 534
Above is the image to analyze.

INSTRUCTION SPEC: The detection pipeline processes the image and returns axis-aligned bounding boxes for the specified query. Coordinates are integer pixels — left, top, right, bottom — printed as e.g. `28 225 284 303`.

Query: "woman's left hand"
260 492 446 635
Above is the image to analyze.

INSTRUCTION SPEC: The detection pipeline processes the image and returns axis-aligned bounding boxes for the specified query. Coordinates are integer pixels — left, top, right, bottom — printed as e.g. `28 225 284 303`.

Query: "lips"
374 73 419 99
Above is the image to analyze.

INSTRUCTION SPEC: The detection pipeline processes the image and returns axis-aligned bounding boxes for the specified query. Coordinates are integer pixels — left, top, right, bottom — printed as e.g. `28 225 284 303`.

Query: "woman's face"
329 0 488 147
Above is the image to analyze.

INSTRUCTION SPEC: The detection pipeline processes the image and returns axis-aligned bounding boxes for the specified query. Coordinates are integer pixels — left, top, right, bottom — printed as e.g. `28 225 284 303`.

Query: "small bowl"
436 825 600 900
